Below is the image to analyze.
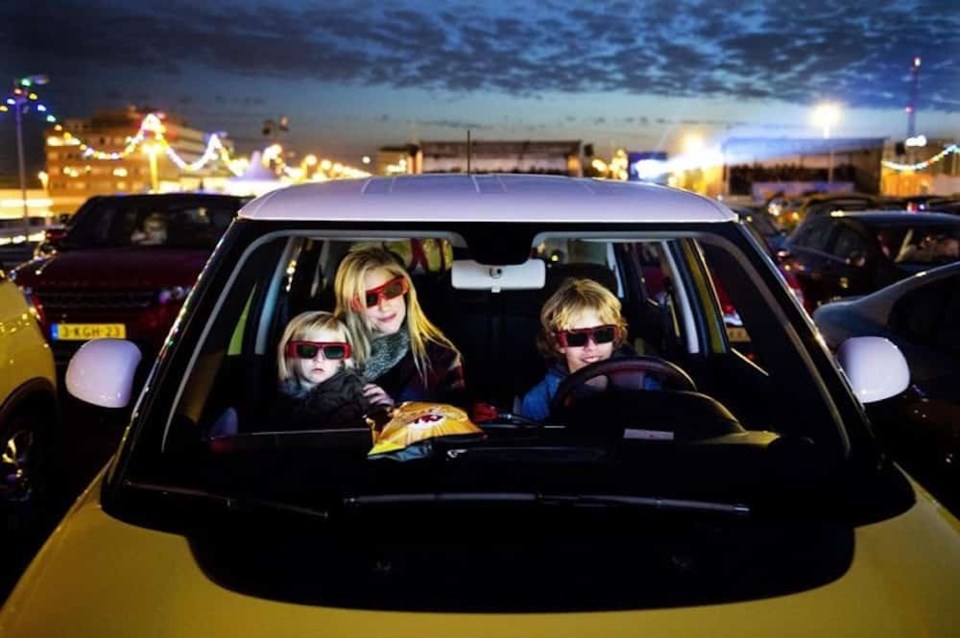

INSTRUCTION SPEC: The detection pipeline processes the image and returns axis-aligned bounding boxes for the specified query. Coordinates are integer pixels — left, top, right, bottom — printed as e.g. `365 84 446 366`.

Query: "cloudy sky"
2 0 958 175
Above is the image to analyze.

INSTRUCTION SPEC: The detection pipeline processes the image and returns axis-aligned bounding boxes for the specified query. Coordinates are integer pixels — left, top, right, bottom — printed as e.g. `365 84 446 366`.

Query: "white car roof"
239 174 736 224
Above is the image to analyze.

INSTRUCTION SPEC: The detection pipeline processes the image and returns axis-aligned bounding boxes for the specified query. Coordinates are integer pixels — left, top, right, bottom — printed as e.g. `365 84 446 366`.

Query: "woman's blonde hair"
277 311 352 383
536 277 627 359
334 245 460 380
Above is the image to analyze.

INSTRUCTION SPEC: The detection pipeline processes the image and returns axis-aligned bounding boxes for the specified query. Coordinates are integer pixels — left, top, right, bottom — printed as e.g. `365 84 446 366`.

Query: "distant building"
881 138 960 197
375 144 420 176
375 140 583 177
44 107 233 213
721 137 886 199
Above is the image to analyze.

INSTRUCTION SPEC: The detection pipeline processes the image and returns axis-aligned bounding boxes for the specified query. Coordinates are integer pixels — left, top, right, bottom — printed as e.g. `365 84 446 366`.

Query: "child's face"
557 309 616 373
292 327 350 388
362 267 407 336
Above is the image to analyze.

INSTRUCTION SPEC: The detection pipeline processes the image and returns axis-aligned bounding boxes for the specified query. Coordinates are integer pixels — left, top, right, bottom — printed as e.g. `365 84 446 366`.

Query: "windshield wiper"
124 480 332 520
345 492 750 515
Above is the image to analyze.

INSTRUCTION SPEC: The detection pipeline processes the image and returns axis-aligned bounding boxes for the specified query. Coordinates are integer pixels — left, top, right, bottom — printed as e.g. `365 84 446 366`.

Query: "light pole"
9 75 49 234
143 141 161 192
812 103 841 183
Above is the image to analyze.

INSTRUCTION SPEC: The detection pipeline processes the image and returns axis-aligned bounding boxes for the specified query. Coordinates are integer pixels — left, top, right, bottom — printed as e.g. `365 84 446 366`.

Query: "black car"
814 261 960 513
782 211 960 307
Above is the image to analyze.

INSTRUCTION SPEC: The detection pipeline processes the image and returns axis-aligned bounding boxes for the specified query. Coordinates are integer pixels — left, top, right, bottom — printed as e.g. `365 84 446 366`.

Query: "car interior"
163 229 841 465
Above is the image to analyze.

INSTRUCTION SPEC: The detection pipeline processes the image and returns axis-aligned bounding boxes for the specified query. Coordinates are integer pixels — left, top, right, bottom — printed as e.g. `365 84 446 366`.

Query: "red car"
12 193 246 365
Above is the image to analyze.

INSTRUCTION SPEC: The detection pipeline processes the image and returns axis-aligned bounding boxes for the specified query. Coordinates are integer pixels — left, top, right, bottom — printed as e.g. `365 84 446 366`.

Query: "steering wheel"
549 355 697 414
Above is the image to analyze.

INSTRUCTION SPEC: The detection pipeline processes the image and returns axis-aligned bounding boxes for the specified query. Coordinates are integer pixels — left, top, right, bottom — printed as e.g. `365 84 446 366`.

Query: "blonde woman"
334 246 464 406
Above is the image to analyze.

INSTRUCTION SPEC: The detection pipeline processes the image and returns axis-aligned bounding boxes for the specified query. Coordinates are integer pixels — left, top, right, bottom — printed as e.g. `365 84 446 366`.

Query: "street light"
9 75 50 234
812 103 841 183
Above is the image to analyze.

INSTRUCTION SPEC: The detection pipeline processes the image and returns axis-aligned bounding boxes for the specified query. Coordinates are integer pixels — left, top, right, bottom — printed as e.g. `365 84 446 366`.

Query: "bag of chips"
368 402 484 460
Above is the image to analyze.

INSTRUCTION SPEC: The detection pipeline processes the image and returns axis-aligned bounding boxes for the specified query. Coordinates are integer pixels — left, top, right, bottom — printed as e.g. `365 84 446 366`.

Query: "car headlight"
157 286 191 305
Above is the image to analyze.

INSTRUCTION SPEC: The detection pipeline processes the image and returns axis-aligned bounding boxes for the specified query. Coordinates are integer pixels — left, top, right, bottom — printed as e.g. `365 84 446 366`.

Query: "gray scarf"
364 328 410 381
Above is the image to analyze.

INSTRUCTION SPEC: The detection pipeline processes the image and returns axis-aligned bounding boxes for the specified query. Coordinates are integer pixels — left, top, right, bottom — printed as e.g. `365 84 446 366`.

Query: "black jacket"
269 369 371 430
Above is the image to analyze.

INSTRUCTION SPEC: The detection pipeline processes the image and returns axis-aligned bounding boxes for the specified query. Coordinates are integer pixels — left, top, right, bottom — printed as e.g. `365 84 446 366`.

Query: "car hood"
3 475 960 637
15 248 209 289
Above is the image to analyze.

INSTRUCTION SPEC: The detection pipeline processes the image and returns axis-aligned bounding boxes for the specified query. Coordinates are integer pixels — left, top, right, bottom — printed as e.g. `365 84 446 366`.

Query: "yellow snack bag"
368 402 484 459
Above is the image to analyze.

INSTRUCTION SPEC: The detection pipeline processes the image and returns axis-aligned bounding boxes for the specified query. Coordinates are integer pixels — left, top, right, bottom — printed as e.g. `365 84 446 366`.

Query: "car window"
830 226 868 262
161 225 833 441
63 199 238 250
889 224 960 265
106 219 861 553
792 218 834 252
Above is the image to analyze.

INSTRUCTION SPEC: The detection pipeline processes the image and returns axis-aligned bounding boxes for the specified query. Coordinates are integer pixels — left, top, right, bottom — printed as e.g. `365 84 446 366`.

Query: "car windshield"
61 197 237 250
120 219 859 520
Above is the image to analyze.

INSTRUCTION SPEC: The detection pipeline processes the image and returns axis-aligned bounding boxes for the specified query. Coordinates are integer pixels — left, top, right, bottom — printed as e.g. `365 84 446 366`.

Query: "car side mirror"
66 339 142 408
835 336 909 404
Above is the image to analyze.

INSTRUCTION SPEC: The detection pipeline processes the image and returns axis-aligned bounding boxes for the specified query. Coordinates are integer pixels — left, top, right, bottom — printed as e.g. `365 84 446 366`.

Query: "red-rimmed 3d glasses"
554 324 618 348
352 276 409 311
285 341 352 360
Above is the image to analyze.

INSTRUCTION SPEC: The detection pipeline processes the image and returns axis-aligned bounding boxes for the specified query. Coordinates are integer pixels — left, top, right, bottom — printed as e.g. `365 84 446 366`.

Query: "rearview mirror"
451 259 545 291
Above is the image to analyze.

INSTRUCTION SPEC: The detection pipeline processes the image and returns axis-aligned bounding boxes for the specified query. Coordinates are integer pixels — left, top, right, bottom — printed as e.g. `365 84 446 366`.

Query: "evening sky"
2 0 958 175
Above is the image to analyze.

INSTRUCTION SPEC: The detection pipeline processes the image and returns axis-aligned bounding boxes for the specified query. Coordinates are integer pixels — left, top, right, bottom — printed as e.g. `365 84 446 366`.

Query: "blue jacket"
519 365 566 422
519 351 662 421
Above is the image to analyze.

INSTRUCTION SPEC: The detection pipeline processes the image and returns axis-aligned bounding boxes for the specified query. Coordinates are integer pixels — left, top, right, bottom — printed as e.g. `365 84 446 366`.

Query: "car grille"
37 289 156 313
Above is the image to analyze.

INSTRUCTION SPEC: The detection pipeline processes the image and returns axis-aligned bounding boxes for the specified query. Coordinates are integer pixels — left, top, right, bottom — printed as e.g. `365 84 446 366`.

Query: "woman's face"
557 309 616 373
362 267 407 336
293 326 349 388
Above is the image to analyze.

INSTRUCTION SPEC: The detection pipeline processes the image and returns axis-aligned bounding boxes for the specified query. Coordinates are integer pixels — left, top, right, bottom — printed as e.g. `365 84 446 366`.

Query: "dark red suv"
12 193 247 364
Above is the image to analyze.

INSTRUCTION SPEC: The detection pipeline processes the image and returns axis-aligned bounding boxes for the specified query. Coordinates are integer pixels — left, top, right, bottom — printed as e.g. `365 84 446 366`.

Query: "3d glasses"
285 341 352 360
352 275 409 311
554 324 618 348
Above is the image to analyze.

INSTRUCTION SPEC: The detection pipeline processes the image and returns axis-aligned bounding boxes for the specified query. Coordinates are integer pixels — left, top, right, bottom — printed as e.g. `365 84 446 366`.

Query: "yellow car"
0 269 57 528
3 176 959 636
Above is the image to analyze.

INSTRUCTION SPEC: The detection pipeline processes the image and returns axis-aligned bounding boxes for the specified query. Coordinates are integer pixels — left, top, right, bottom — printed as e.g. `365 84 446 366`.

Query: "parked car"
2 175 959 636
0 268 57 529
732 205 789 254
781 211 960 308
10 193 247 366
779 192 882 232
814 261 960 513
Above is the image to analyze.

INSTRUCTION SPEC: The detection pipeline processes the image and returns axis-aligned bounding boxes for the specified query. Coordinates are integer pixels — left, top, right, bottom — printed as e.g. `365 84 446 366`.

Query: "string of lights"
881 144 959 172
0 80 58 123
3 83 242 175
